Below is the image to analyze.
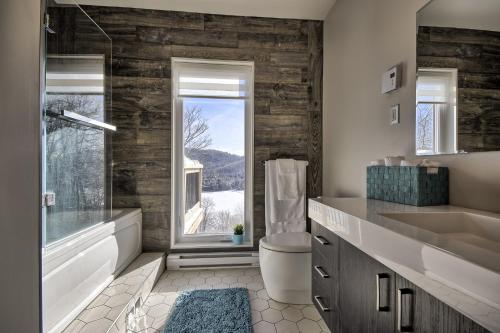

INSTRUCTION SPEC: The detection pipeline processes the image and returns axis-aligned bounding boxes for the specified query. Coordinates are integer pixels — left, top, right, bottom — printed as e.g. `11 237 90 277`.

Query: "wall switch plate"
390 104 400 125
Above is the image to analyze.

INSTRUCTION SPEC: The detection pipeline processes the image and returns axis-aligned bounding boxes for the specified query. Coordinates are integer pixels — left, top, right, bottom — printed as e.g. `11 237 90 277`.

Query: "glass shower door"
42 1 114 246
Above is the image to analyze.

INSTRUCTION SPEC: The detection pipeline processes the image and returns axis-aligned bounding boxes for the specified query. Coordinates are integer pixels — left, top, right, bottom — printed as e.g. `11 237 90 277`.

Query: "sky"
184 97 245 156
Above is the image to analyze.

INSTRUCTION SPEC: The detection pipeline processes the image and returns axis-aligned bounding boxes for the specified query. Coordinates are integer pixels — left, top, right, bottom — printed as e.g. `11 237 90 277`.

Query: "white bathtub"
42 208 142 333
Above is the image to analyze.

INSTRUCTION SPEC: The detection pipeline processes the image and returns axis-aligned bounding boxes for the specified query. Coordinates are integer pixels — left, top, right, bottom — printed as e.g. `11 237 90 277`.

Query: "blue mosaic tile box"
367 166 449 206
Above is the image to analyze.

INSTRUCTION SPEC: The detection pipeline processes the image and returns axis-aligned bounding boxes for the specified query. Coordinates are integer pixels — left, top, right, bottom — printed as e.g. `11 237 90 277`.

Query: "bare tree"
45 94 106 241
416 104 434 152
201 197 215 221
198 197 215 233
184 105 211 152
215 210 232 232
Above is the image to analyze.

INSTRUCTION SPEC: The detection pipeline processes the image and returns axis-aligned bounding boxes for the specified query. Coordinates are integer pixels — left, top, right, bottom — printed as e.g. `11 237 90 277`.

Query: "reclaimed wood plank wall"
418 26 500 152
81 6 323 251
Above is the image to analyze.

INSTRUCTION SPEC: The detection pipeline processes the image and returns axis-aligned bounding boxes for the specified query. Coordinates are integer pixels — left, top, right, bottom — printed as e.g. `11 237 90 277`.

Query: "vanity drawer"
312 274 334 325
312 248 334 281
311 220 338 262
311 220 340 331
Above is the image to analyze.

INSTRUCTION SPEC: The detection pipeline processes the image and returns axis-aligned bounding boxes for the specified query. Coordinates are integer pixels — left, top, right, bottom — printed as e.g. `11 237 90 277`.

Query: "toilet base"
259 244 312 304
266 287 312 305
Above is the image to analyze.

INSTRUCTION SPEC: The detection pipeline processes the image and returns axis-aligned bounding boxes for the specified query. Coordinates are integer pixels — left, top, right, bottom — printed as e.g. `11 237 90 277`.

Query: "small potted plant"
232 224 244 245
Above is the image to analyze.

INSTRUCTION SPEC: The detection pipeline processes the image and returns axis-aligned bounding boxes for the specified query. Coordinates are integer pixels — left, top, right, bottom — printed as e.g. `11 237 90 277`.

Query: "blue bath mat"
164 288 251 333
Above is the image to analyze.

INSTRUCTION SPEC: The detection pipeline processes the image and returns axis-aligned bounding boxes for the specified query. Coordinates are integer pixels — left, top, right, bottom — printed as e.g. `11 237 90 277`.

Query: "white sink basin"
380 212 500 252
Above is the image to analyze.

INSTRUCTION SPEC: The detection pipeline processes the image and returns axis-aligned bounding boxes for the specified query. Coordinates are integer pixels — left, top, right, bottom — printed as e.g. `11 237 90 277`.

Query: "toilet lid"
260 232 311 253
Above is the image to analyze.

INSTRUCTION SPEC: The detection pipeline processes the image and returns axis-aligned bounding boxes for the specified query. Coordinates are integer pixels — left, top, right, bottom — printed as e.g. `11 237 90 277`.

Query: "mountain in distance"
186 149 245 192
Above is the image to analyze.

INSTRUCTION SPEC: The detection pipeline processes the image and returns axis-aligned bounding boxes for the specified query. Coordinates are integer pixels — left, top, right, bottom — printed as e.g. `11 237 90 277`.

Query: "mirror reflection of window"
416 69 458 155
416 0 500 154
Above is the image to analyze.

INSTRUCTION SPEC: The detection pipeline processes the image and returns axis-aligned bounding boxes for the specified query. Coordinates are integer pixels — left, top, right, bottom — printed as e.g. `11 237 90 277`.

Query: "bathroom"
1 0 499 332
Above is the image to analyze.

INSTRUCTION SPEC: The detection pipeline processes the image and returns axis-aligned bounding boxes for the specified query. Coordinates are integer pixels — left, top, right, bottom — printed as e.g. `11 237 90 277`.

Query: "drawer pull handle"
313 235 329 245
314 265 329 278
376 273 390 312
313 295 331 312
397 288 414 332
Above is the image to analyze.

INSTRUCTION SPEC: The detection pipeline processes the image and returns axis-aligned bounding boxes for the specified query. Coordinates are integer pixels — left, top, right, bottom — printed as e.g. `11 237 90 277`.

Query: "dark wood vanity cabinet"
311 220 491 333
338 239 396 333
395 276 489 333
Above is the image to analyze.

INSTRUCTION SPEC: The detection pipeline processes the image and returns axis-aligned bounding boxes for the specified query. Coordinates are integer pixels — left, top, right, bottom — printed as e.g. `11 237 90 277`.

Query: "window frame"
170 58 254 249
416 67 458 156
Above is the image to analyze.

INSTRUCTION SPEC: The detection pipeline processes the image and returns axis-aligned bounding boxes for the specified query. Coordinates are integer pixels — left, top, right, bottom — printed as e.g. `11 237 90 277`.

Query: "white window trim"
416 67 458 156
170 58 254 249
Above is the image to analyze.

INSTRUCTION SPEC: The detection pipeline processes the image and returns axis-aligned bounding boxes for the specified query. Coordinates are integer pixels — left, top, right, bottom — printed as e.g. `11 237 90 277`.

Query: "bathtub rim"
42 208 142 277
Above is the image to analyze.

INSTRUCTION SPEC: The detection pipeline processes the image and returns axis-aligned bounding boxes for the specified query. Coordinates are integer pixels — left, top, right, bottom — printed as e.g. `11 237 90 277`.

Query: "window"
416 68 457 155
171 58 254 248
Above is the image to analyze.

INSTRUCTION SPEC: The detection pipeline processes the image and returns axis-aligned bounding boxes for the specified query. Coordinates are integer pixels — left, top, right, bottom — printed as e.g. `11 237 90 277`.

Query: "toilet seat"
260 232 311 253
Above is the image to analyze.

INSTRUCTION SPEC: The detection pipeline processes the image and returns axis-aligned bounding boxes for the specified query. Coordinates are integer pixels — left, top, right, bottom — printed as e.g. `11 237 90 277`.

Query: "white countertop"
308 197 500 333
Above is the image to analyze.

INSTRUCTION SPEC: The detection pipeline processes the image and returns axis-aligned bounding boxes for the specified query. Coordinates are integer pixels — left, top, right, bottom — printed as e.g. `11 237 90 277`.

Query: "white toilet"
260 159 311 304
259 231 312 304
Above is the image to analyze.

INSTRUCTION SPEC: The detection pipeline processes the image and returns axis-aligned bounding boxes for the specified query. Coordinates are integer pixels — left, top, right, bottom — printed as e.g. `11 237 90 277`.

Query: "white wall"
0 0 42 331
323 0 500 213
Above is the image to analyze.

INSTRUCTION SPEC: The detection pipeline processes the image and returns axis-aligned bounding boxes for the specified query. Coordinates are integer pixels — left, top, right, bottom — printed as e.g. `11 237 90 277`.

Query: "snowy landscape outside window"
171 58 254 247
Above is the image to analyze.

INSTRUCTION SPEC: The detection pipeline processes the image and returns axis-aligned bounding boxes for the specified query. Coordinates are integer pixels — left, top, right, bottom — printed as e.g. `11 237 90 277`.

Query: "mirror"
416 0 500 155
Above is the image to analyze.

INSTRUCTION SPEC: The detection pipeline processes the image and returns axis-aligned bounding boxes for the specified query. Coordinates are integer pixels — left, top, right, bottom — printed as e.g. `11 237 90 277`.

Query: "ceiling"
71 0 337 20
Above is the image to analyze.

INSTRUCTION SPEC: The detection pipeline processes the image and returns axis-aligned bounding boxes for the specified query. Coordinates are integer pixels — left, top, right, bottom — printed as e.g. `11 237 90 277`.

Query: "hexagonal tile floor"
130 268 331 333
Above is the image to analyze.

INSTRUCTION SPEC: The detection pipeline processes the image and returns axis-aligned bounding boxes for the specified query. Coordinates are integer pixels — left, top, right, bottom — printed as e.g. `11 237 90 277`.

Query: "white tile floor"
63 253 164 333
132 268 331 333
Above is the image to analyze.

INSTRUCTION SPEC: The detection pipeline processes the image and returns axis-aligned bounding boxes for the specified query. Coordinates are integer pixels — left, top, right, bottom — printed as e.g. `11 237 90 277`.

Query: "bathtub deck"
131 268 331 333
62 252 165 333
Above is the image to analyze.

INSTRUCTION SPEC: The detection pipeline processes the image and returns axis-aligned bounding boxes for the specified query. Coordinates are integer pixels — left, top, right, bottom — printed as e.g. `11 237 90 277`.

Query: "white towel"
265 160 308 236
276 159 299 200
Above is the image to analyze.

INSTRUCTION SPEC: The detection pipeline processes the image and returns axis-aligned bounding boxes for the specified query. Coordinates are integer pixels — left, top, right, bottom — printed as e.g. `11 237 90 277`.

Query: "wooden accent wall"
82 7 323 251
418 26 500 152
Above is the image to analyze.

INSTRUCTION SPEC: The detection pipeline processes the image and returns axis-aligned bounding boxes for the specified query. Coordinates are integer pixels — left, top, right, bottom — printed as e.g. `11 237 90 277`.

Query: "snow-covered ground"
202 190 244 213
199 190 244 233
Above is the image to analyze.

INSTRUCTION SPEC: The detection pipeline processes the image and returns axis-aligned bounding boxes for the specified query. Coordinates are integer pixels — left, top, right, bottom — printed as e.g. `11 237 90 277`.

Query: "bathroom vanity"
309 197 500 333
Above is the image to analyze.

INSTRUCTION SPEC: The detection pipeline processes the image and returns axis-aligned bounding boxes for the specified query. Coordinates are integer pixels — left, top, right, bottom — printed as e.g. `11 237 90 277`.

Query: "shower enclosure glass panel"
43 1 113 245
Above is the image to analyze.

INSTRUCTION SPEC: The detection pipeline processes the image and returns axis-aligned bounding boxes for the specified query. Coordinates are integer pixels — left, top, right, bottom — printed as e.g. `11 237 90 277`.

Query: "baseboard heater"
166 252 259 270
